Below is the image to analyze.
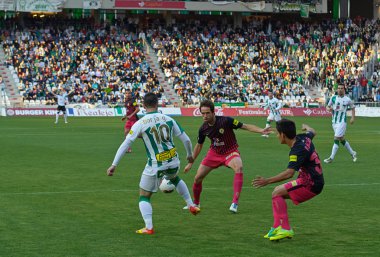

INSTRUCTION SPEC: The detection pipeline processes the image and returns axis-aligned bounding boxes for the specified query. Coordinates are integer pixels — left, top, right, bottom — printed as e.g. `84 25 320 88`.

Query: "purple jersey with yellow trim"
288 132 324 194
197 116 243 155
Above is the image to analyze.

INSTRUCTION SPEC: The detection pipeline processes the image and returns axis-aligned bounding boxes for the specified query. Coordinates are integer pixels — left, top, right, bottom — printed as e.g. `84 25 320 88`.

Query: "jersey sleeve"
287 146 306 171
275 99 282 110
197 127 206 144
227 117 243 129
127 121 142 141
305 131 315 140
327 96 334 107
347 97 355 109
172 119 185 137
111 121 142 166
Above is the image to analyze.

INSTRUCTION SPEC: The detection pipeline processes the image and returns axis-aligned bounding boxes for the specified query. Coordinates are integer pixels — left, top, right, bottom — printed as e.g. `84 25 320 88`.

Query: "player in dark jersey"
121 90 140 152
184 100 269 213
253 119 324 241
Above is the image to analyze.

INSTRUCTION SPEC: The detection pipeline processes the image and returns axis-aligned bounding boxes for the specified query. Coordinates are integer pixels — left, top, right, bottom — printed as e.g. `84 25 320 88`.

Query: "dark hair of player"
143 93 158 108
199 99 215 113
276 119 296 139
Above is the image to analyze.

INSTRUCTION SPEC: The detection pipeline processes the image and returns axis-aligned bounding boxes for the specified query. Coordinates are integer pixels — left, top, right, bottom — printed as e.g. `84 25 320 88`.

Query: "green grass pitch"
0 116 379 257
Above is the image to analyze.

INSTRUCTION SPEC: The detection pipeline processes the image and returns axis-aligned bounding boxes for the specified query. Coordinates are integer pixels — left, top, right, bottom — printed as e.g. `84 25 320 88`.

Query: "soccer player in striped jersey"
183 100 270 213
262 91 282 138
324 84 357 163
253 120 324 241
106 93 200 235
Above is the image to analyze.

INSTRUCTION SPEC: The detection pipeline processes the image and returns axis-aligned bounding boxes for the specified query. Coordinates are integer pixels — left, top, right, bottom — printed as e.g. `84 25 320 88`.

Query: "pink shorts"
201 149 240 168
284 178 317 205
124 120 137 130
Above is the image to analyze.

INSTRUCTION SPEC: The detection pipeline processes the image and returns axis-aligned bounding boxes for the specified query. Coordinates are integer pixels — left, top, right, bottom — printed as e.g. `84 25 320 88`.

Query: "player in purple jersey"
253 119 324 241
184 100 269 213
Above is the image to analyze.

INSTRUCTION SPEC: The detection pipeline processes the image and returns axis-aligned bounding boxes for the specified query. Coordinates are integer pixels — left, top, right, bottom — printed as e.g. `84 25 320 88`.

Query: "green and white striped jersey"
264 97 281 115
125 111 184 168
327 95 354 124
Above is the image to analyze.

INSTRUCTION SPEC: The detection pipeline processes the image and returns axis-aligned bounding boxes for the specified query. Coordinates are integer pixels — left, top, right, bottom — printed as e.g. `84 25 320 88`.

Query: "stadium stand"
0 4 379 107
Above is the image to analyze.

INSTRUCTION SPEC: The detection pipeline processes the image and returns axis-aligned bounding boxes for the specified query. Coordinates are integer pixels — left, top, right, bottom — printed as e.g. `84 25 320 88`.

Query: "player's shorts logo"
219 128 224 134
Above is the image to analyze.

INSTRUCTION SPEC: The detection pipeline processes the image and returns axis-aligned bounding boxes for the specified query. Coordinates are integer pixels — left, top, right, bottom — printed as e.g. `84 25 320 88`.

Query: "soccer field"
0 116 379 257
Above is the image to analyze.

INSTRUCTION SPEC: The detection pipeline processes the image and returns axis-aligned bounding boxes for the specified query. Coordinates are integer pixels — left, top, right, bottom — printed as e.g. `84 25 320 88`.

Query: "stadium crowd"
1 16 164 107
150 17 380 105
1 15 380 107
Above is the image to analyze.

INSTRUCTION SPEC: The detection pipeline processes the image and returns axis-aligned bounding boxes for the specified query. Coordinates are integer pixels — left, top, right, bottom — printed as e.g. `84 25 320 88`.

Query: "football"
159 178 175 193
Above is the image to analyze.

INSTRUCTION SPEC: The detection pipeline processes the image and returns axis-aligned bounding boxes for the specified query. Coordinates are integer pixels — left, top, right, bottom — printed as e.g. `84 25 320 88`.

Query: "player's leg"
136 174 155 234
324 124 341 163
226 154 243 213
262 115 272 138
265 118 272 129
268 180 318 241
55 108 60 124
339 136 357 162
271 185 291 230
266 184 294 240
192 164 213 206
169 174 200 215
63 109 68 123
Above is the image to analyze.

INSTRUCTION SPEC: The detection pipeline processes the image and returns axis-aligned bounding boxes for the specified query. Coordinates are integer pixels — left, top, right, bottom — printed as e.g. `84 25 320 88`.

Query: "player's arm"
350 105 355 125
262 101 268 109
252 168 295 188
107 125 139 176
177 132 194 163
326 97 333 112
184 143 203 173
302 123 316 137
241 123 270 135
68 90 75 97
275 100 282 110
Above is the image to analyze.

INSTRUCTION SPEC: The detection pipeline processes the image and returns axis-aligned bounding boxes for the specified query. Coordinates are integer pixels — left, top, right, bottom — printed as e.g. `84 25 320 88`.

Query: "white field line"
1 183 379 196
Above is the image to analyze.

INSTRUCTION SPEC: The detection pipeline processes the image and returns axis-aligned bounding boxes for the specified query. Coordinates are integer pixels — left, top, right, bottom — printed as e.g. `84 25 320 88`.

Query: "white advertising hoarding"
17 0 66 12
0 0 15 11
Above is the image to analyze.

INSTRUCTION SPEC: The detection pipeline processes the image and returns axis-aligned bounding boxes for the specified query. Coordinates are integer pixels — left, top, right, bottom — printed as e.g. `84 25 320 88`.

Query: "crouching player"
252 120 324 241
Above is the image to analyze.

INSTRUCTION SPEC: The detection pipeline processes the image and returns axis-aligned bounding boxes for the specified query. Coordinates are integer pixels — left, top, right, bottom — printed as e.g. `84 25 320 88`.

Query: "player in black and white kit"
52 89 72 124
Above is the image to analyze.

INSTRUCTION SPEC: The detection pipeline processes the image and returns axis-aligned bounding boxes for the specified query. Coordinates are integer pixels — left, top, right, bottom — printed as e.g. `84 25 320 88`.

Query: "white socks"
330 143 339 159
344 141 355 155
175 180 193 207
139 201 153 229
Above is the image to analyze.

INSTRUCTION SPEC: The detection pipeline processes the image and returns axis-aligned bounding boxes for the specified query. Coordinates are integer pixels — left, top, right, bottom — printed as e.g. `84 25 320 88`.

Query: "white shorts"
332 123 347 138
268 113 281 122
139 163 180 193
